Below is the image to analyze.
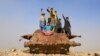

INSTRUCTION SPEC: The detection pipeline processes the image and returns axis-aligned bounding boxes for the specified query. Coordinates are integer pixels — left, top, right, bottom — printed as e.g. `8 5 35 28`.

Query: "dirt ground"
0 48 100 56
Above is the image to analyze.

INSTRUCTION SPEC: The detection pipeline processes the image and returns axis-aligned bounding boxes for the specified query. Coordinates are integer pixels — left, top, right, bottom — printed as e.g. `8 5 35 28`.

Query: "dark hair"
59 18 61 20
66 17 69 19
41 13 45 15
51 8 53 10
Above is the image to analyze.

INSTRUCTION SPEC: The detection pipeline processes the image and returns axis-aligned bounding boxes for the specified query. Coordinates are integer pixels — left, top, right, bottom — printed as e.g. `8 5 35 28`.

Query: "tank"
22 29 81 54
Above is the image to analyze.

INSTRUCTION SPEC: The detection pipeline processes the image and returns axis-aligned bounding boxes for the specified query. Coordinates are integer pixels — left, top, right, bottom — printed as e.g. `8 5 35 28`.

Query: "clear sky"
0 0 100 51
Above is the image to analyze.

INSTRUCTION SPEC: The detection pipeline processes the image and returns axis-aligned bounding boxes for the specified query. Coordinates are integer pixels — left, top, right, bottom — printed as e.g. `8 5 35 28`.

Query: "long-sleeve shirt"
40 16 46 21
63 16 71 28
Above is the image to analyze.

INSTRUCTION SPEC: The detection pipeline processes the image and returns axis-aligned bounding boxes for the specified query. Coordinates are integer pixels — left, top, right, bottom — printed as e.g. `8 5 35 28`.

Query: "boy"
39 9 46 31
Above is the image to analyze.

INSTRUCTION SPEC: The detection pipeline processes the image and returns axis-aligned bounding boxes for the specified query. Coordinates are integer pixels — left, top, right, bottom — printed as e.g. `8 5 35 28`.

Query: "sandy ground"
0 48 100 56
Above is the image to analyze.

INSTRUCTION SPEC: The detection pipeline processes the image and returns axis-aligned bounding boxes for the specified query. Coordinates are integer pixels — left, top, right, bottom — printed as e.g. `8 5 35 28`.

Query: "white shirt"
40 16 45 21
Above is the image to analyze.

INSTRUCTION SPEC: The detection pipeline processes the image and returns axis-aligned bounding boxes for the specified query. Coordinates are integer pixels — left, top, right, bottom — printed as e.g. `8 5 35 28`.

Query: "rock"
94 53 100 56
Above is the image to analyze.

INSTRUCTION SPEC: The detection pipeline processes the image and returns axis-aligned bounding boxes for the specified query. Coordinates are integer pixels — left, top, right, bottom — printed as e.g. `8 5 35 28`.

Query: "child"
39 9 46 31
42 23 54 36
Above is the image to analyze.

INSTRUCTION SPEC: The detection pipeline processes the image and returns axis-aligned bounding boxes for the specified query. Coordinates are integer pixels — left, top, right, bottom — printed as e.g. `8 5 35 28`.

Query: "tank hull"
28 44 70 54
22 30 81 54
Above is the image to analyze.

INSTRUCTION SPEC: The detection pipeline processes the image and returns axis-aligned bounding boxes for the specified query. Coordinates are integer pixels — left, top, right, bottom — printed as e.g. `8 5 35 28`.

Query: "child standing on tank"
47 7 57 27
39 8 46 31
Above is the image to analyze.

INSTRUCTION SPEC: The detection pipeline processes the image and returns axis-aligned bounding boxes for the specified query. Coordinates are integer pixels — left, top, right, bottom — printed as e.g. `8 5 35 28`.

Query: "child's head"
51 8 53 11
59 18 61 21
41 13 45 16
47 22 50 25
66 17 69 19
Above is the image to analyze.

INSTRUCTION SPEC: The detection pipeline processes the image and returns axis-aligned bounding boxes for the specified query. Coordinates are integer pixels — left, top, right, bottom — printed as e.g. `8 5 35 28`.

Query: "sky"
0 0 100 51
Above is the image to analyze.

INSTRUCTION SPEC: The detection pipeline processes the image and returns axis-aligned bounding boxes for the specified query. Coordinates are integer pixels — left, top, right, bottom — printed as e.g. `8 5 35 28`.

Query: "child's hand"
41 8 43 11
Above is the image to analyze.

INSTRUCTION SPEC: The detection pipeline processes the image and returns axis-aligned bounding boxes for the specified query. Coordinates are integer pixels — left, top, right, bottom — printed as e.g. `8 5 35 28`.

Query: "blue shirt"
44 25 53 31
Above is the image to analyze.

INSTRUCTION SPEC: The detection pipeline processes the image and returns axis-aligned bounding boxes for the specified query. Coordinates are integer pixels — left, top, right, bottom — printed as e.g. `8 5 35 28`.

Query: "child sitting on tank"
42 22 54 36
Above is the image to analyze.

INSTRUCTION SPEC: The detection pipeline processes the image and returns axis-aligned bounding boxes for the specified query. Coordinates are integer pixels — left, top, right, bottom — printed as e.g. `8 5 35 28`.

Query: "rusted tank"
22 29 81 54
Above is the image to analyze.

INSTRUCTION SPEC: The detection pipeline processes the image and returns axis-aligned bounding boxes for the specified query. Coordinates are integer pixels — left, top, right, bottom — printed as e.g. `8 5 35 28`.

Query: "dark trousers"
40 26 44 31
65 29 71 36
56 28 62 33
48 18 51 23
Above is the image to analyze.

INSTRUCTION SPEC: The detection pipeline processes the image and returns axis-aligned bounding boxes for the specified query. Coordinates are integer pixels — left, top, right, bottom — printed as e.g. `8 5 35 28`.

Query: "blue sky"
0 0 100 51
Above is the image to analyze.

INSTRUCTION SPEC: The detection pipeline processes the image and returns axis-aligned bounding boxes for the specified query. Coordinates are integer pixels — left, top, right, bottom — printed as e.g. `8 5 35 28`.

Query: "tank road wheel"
29 46 35 53
60 48 69 54
66 46 70 53
65 45 70 54
35 47 39 54
60 47 65 54
29 47 33 53
60 45 70 54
